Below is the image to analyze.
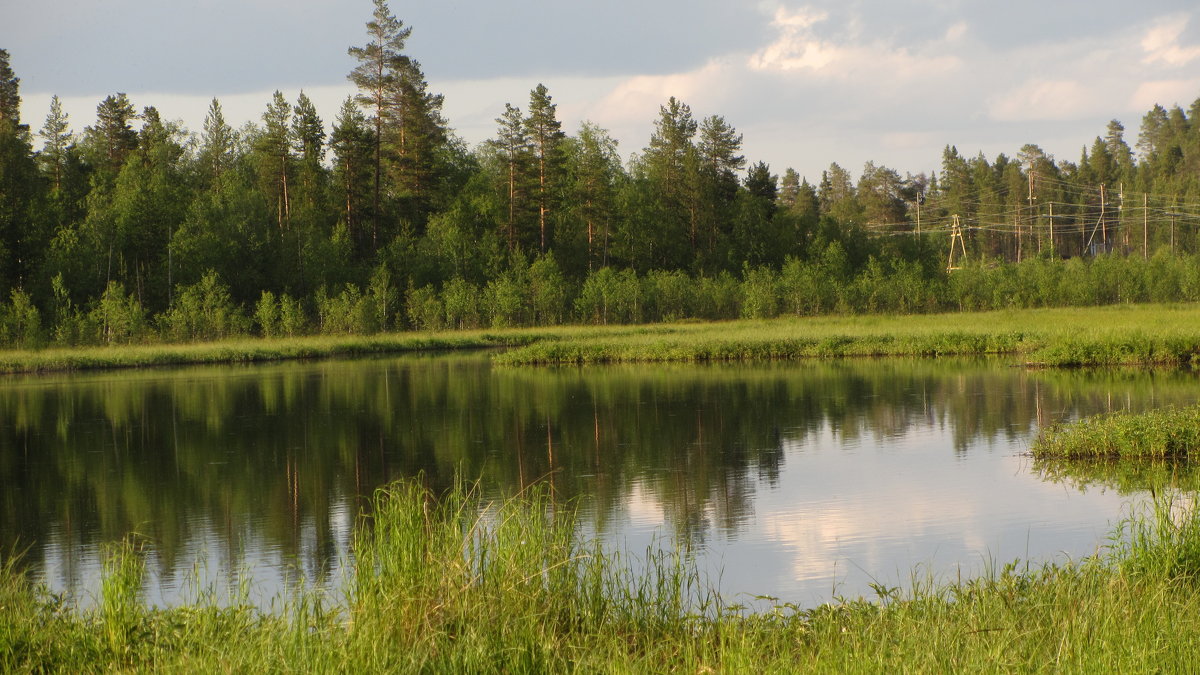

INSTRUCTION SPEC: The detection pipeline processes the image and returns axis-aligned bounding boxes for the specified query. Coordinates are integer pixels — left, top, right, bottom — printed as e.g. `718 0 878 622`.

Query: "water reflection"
0 354 1197 607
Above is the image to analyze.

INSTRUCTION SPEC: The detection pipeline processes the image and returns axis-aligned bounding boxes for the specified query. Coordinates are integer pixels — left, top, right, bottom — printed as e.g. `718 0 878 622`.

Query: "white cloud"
747 5 960 79
944 21 969 43
988 79 1102 122
1130 79 1200 110
1141 15 1200 66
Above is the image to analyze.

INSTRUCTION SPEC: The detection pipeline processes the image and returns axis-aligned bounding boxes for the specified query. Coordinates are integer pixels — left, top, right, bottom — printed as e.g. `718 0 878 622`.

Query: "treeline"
7 250 1200 348
3 0 1200 349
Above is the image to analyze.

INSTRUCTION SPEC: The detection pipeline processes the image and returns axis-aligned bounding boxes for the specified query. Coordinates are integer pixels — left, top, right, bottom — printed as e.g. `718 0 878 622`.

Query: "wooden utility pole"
1048 201 1055 257
1087 184 1108 254
1143 193 1149 259
1100 184 1108 249
915 195 922 239
1118 183 1126 253
947 214 967 271
1029 171 1043 255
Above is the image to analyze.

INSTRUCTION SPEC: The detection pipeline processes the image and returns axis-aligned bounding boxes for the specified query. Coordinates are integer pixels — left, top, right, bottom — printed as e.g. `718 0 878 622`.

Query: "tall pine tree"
525 84 565 253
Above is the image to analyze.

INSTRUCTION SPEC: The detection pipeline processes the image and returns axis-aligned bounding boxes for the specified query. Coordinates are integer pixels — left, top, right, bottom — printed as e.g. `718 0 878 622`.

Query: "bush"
483 273 527 328
643 270 693 322
528 253 567 325
316 284 377 335
442 277 481 330
0 288 42 348
406 284 444 332
90 282 147 345
160 271 248 342
740 265 779 319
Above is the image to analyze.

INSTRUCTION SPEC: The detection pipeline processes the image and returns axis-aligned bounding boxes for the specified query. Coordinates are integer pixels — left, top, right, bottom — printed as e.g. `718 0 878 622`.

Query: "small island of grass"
1033 405 1200 460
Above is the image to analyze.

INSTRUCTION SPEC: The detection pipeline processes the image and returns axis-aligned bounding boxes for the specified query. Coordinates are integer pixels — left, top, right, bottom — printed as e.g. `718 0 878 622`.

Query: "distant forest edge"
3 0 1200 348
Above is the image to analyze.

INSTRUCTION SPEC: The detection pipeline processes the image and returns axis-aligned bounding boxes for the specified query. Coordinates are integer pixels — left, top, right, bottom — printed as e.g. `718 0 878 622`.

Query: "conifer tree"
525 84 565 253
490 103 533 251
85 94 139 189
199 98 235 192
568 122 620 271
256 91 293 230
0 49 20 127
641 97 698 268
348 0 412 247
348 0 447 245
696 114 744 263
0 49 41 293
387 57 447 223
38 96 73 195
290 92 327 233
331 97 373 256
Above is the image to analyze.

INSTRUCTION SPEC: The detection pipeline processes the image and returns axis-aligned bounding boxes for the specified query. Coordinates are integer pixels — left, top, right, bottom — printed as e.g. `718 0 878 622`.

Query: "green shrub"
160 271 248 342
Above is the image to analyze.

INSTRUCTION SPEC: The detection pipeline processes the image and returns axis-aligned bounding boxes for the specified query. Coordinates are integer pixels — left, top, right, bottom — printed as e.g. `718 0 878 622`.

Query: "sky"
6 0 1200 183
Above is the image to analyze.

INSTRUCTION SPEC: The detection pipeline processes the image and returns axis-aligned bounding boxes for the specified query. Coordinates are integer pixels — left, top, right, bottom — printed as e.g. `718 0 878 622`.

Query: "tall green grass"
1034 405 1200 460
5 304 1200 373
497 305 1200 367
0 329 545 374
6 477 1200 671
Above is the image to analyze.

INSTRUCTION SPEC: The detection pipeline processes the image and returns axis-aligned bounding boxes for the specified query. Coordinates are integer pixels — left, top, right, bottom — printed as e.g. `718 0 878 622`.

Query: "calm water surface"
1 353 1196 609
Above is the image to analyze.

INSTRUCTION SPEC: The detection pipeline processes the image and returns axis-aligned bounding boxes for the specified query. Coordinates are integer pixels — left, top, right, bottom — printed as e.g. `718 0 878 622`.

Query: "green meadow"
3 303 1200 374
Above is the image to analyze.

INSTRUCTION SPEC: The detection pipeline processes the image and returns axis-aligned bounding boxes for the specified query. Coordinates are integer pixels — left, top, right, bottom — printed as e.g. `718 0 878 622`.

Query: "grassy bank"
4 478 1200 672
1033 404 1200 460
3 303 1200 374
497 304 1200 367
0 329 550 374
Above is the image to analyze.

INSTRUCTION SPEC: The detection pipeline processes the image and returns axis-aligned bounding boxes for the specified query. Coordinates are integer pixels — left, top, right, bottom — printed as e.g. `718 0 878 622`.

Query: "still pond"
1 353 1196 609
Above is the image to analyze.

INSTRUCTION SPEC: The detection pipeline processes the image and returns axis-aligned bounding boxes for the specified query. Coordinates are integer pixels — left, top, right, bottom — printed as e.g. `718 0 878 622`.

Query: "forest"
3 0 1200 348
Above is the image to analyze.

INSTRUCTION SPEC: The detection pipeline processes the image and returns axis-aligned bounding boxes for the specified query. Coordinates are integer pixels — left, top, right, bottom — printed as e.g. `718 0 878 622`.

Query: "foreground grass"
1034 405 1200 460
4 478 1200 672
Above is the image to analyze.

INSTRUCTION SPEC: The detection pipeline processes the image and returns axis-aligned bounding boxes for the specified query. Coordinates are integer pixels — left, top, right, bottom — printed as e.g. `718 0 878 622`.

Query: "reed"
4 304 1200 373
6 478 1200 672
1033 405 1200 460
0 329 544 374
497 305 1200 367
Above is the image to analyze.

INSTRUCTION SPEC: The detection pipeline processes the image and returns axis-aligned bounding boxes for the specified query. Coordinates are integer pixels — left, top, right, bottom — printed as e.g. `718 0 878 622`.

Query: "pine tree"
641 97 698 268
348 0 412 247
291 91 327 222
199 98 235 192
568 122 620 271
1137 104 1170 161
525 84 565 253
109 107 186 309
819 162 861 224
489 103 533 252
857 161 906 227
331 97 373 256
0 49 20 127
85 94 139 186
779 168 801 210
348 1 447 244
387 57 446 223
695 114 744 263
0 50 42 293
255 91 293 230
1104 119 1134 178
38 95 73 194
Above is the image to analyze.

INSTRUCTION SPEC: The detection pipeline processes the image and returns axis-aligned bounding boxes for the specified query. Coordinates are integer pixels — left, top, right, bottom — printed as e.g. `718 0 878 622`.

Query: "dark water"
1 353 1197 608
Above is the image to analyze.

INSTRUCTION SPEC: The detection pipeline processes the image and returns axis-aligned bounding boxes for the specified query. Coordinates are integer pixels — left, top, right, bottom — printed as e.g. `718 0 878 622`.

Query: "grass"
0 329 546 374
5 477 1200 672
495 304 1200 367
5 303 1200 374
1033 405 1200 460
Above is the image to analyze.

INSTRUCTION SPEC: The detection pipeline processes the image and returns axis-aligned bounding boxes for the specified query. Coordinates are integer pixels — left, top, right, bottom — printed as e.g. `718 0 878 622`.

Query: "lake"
1 353 1196 609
